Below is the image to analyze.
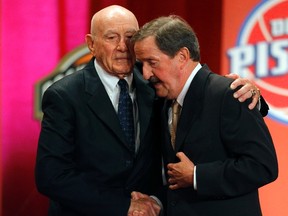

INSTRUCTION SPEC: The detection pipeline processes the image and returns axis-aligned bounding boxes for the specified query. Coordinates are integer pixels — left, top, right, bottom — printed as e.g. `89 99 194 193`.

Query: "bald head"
90 5 138 35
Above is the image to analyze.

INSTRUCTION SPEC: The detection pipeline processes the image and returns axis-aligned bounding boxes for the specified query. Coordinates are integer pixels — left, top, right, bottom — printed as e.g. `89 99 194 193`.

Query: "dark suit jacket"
35 58 162 215
161 65 278 216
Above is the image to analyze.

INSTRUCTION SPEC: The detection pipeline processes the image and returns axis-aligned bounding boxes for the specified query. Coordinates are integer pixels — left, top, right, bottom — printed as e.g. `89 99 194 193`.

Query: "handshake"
128 152 195 216
127 191 161 216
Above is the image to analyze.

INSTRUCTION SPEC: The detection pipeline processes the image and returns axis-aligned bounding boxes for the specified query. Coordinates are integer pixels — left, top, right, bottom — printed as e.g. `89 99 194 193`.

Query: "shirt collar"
176 63 202 106
94 59 134 93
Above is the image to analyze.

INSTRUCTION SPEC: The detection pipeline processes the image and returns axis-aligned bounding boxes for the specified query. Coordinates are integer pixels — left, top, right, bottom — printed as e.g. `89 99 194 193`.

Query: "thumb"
131 191 147 200
176 152 188 161
131 191 139 200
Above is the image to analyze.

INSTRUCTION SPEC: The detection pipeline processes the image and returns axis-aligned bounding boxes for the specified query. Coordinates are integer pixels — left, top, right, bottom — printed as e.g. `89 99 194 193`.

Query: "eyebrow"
105 29 137 34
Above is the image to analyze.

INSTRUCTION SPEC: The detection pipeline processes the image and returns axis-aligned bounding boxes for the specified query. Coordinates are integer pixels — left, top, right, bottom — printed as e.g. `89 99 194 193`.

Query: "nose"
117 38 128 52
142 63 153 80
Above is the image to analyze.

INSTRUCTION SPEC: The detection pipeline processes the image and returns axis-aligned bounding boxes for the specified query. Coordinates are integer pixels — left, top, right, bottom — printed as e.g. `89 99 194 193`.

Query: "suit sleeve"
196 87 278 198
35 86 130 215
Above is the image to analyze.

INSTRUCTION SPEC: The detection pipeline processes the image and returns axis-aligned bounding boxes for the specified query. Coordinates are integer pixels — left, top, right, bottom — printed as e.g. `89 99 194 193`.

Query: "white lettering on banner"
227 0 288 125
270 18 288 37
228 39 288 78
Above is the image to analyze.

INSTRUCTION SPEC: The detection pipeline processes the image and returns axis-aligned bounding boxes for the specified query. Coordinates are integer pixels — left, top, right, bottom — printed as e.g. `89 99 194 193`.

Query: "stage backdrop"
221 0 288 215
0 0 222 215
1 0 287 215
0 0 91 215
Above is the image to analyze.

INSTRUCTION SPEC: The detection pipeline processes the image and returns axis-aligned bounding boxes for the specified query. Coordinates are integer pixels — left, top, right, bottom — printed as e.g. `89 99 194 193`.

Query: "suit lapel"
83 59 156 153
83 59 129 149
133 68 155 153
174 65 211 151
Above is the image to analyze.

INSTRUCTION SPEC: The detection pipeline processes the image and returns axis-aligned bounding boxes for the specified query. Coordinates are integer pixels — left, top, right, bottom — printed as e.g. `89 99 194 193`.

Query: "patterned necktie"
170 100 181 149
118 79 135 154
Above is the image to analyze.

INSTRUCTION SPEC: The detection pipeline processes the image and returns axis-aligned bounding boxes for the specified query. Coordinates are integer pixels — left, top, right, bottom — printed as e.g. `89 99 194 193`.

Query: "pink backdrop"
1 0 90 215
1 0 286 215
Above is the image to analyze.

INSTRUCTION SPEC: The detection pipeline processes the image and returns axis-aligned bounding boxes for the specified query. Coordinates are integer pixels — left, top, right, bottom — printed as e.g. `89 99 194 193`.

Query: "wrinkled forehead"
93 8 139 34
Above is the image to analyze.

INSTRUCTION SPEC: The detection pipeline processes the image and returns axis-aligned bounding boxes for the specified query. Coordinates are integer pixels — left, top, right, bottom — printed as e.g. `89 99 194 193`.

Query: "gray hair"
131 15 200 61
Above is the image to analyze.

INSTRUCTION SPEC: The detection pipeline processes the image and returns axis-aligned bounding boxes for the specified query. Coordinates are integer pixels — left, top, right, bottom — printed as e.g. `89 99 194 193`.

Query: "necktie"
118 79 135 154
171 100 181 149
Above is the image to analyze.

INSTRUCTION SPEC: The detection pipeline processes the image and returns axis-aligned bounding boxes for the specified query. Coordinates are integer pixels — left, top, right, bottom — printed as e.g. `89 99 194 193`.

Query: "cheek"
156 68 172 85
155 68 178 98
95 42 114 57
155 85 169 98
96 48 114 64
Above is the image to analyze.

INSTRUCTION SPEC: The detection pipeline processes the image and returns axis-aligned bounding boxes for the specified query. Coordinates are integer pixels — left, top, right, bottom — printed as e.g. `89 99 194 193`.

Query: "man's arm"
196 86 278 197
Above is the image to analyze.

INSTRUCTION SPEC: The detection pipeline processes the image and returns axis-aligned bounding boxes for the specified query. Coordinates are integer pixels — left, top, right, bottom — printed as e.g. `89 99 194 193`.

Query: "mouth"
115 57 133 64
115 57 129 61
115 54 131 59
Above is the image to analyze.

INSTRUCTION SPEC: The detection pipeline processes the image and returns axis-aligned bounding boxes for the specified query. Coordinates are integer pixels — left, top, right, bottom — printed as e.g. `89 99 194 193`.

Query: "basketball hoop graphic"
228 0 288 125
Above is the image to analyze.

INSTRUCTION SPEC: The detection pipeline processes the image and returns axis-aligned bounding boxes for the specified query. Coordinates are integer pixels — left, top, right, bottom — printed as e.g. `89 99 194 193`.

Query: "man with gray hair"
131 15 277 216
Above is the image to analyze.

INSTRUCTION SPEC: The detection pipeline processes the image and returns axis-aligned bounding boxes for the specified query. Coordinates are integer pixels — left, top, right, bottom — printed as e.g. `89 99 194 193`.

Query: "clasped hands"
128 152 194 216
128 191 161 216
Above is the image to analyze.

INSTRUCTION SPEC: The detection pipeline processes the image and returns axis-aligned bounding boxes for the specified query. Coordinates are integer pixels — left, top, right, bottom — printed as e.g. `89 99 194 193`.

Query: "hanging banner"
222 0 288 215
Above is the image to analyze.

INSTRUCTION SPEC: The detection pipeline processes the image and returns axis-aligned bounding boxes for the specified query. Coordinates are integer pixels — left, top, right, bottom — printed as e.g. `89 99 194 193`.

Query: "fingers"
128 210 146 216
167 153 194 190
167 174 180 190
130 210 144 216
233 84 253 102
168 183 179 190
167 166 178 190
225 73 239 80
129 209 154 216
229 77 261 110
233 84 260 109
248 96 259 110
131 191 148 200
230 77 251 91
128 195 161 216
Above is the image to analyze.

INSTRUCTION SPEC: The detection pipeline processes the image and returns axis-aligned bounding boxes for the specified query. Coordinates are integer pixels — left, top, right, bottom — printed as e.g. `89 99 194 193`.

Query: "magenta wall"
1 0 90 215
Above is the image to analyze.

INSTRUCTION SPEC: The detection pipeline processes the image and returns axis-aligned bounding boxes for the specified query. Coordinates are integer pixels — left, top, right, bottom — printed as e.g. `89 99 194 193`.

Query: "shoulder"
47 57 96 92
46 70 84 95
196 65 234 95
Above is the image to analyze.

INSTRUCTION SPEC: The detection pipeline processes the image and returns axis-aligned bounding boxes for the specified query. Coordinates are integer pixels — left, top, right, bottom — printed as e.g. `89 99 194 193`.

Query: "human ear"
85 34 95 55
178 47 190 68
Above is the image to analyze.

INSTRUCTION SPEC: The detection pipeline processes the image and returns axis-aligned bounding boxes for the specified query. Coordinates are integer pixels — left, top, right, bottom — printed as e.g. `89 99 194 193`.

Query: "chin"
115 67 132 74
155 89 168 98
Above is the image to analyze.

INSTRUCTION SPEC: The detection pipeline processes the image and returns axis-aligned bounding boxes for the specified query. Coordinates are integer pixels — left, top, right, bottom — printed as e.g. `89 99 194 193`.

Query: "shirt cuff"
193 166 197 190
150 195 163 210
257 97 261 110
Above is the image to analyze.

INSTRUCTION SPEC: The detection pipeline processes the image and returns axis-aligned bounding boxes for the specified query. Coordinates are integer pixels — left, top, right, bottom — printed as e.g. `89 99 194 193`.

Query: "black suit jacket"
35 58 162 215
162 65 278 216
